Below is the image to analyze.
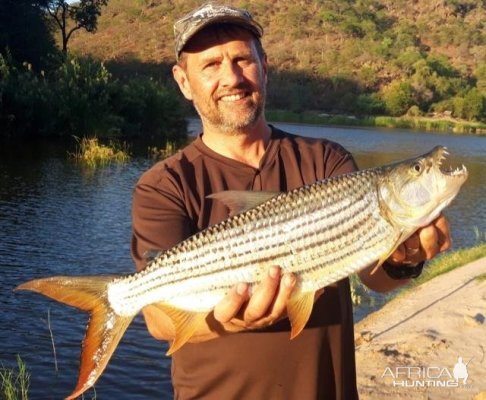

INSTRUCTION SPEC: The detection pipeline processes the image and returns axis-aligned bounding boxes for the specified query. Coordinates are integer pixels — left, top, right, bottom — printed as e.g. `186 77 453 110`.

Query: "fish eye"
412 163 422 173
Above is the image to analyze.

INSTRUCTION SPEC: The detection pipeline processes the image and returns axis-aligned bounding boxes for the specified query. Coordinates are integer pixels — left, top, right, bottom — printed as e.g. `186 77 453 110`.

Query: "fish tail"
16 276 134 400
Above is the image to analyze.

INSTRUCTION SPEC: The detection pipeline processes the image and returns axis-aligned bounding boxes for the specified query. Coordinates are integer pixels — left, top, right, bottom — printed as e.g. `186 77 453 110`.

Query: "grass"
0 355 30 400
410 242 486 287
70 137 131 167
265 110 486 135
475 273 486 282
351 241 486 310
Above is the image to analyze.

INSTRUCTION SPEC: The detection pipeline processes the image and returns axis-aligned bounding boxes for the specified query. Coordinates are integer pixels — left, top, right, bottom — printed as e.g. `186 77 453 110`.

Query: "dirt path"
355 257 486 400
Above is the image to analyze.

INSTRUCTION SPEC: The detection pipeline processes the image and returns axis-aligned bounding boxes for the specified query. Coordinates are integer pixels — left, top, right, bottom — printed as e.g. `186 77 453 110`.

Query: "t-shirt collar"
193 125 281 171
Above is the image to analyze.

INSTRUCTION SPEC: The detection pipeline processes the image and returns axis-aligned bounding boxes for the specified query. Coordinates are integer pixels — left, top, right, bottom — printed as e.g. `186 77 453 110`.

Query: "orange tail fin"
16 276 134 400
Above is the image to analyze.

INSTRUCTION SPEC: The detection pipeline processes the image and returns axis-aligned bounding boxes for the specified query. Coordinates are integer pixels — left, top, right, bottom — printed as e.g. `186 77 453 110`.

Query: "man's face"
173 28 267 133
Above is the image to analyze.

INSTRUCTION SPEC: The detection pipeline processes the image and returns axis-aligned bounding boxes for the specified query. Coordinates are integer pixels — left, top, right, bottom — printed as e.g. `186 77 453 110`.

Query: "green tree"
383 80 414 116
462 88 485 120
40 0 108 54
0 0 57 68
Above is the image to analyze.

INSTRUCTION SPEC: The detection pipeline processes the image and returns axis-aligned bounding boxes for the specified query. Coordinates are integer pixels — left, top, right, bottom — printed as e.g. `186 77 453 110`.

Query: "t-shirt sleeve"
131 167 195 272
323 142 359 178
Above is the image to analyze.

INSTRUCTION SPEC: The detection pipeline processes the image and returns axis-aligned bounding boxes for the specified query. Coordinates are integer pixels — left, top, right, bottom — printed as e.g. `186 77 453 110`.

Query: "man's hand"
388 214 452 267
213 266 296 329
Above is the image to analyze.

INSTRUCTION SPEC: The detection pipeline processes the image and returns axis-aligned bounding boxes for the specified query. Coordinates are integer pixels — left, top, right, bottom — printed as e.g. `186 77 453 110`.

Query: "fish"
16 145 467 399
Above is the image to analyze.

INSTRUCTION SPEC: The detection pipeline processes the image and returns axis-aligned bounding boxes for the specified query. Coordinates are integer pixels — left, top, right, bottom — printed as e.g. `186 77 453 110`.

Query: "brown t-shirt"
131 126 359 400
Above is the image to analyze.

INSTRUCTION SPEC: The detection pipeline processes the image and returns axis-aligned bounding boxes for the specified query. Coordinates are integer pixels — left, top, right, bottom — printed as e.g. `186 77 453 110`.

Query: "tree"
383 80 414 116
0 0 58 68
462 88 485 120
40 0 108 55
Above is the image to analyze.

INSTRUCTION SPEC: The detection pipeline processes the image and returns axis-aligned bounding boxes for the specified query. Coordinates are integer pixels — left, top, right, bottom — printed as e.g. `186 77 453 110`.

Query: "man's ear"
172 64 193 101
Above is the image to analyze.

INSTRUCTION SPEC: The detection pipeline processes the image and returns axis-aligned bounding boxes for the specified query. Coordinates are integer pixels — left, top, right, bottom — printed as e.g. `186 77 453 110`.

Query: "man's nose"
220 61 244 87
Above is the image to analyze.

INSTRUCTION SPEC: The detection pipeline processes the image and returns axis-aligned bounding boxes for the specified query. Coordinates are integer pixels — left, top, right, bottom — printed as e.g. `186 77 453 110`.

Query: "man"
131 3 451 399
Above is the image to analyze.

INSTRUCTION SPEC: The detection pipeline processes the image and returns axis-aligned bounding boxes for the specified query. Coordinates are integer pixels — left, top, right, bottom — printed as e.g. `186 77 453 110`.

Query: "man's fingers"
266 273 296 322
403 233 421 252
434 214 452 251
213 283 249 323
418 224 440 260
243 266 281 322
390 243 406 263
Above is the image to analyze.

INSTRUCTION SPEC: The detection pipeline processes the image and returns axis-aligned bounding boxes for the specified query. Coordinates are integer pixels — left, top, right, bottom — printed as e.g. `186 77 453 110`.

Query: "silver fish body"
109 167 393 315
16 145 468 399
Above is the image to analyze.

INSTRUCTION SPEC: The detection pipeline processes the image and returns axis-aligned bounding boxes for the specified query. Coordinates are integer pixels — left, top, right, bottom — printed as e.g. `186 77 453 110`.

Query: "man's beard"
193 86 266 134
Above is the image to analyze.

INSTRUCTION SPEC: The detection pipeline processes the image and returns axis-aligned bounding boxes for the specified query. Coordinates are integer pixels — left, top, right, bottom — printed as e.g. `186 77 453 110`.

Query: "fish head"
379 146 468 229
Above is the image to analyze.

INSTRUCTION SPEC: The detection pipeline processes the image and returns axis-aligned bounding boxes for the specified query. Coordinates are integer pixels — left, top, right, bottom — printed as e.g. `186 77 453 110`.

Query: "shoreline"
265 110 486 136
355 257 486 399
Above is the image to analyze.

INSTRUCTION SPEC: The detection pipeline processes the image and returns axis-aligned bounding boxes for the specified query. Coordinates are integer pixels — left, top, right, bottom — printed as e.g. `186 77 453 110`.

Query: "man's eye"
204 62 219 70
237 57 252 66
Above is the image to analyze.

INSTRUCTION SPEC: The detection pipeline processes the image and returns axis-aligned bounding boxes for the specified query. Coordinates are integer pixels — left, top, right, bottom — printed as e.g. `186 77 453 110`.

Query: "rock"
464 313 485 327
355 330 373 346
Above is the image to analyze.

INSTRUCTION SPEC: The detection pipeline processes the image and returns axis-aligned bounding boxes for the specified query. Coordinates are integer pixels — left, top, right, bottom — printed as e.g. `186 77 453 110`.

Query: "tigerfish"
16 146 467 399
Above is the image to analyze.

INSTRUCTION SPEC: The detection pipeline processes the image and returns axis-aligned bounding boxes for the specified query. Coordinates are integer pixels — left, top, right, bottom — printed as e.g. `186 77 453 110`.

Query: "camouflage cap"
174 3 263 61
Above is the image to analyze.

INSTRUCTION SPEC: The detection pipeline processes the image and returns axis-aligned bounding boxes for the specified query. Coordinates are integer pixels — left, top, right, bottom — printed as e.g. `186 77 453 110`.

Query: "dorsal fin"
208 190 279 217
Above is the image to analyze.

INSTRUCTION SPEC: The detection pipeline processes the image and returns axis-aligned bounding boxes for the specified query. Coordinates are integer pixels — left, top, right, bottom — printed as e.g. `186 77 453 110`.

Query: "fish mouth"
433 146 468 180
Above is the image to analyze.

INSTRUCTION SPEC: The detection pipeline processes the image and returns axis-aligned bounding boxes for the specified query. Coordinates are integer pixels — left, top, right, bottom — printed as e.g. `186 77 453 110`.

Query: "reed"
0 355 30 400
70 137 130 167
147 141 178 160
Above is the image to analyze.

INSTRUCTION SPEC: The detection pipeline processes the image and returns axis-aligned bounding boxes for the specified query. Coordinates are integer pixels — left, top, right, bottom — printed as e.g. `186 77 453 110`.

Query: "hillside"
69 0 486 118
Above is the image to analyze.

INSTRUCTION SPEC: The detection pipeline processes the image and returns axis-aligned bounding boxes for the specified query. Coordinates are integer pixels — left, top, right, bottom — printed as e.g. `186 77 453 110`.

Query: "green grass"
351 242 486 310
475 273 486 282
410 243 486 287
70 137 131 167
0 355 30 400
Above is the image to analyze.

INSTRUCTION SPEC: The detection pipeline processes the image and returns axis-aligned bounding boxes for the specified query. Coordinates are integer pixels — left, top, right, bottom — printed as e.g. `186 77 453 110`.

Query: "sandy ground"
355 257 486 400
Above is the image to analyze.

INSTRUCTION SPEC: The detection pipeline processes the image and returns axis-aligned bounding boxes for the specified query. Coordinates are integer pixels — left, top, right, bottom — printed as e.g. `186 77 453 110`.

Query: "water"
0 125 484 399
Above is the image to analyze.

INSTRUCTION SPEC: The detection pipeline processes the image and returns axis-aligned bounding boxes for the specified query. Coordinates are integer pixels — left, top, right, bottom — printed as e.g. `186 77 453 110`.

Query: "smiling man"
131 3 452 399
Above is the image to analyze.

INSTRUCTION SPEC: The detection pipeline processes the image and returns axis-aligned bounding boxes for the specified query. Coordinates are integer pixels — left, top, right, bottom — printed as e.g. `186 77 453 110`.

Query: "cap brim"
176 16 263 60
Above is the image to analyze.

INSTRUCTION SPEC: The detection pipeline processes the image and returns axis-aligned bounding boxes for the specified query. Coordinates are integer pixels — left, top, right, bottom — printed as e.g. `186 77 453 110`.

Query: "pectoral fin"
152 303 208 355
287 291 315 339
370 230 410 275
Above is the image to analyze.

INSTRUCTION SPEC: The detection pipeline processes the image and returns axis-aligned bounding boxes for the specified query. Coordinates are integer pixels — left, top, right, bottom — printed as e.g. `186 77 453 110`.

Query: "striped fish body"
109 167 395 316
16 146 467 399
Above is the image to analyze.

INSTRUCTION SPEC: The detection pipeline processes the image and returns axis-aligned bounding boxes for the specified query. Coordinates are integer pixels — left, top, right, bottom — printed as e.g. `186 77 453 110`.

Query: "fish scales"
108 168 397 315
16 146 468 399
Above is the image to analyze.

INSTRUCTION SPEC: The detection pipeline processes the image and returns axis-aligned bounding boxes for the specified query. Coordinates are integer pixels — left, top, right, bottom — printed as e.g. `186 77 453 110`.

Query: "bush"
406 105 423 116
0 54 188 141
463 88 485 120
383 80 414 116
355 93 385 115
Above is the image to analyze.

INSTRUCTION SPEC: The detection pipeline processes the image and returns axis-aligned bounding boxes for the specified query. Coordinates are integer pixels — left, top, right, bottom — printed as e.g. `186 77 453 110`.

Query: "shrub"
0 54 188 140
383 80 414 116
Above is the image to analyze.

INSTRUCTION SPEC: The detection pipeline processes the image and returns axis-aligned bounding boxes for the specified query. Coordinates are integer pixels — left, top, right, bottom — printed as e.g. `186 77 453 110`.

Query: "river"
0 122 484 399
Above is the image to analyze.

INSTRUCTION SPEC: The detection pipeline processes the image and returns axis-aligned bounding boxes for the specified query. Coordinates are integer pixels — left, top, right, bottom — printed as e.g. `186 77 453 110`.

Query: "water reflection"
0 125 484 399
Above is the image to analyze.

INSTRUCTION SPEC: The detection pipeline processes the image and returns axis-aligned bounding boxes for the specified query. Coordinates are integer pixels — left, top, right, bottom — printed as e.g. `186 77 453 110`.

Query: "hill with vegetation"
68 0 486 122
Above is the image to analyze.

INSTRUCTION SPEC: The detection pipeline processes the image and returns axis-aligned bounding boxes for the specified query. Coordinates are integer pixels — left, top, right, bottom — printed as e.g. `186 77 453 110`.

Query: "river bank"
265 110 486 136
355 257 486 399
